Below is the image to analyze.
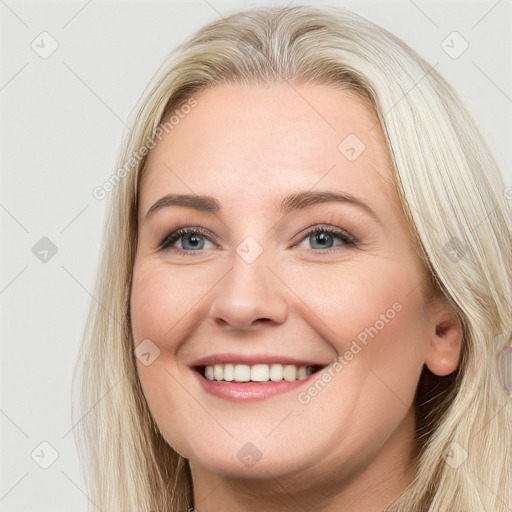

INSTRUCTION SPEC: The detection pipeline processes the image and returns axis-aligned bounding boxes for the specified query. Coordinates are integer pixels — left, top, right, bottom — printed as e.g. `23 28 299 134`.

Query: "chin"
175 433 319 480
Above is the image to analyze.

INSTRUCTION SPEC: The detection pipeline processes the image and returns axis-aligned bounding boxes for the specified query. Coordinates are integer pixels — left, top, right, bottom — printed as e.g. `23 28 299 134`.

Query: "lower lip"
192 369 320 402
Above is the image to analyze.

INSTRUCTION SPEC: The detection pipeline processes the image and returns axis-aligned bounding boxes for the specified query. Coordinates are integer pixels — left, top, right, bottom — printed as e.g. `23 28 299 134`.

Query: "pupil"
183 234 204 250
311 231 333 249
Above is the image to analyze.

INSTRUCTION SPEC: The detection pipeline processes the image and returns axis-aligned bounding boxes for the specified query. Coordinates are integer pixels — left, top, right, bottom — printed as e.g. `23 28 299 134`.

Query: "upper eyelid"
159 226 218 249
299 225 357 244
159 224 357 250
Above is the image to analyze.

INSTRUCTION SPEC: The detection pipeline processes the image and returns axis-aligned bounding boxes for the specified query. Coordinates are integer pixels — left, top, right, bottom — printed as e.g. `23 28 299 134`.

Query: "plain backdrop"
1 1 510 510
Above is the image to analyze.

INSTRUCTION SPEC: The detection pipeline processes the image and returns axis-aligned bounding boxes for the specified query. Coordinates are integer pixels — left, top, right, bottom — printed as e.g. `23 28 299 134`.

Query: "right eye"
159 227 217 255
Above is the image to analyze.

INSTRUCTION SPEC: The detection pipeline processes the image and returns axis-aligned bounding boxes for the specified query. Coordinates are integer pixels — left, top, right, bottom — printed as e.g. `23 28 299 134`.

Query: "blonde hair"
73 5 512 511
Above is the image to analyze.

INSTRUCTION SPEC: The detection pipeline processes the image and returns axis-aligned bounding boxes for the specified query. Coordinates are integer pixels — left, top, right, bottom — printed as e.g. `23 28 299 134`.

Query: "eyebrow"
144 190 380 224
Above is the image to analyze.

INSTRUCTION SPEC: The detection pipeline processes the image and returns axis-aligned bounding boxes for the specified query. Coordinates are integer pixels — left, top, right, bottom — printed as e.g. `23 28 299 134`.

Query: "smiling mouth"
195 363 325 383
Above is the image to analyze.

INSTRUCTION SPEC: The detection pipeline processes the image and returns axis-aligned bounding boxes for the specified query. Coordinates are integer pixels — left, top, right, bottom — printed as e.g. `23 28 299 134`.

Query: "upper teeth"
204 363 314 382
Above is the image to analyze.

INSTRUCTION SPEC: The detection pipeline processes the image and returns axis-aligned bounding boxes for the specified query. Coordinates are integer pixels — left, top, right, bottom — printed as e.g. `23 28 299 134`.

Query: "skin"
130 83 462 512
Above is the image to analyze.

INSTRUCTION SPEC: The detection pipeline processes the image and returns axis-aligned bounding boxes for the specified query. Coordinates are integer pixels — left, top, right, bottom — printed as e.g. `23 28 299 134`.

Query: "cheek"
277 260 428 461
131 263 175 343
284 257 429 399
130 262 214 346
130 263 211 458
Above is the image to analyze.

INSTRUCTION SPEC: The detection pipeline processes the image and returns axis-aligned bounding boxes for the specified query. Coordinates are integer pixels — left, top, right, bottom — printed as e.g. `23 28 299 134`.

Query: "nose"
209 250 288 331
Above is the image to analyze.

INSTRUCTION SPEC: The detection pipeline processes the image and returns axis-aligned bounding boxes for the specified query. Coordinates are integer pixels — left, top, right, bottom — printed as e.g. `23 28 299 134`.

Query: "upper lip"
189 353 330 368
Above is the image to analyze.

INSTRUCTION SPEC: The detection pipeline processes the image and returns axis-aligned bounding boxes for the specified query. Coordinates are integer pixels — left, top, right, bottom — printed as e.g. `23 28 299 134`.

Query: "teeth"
223 363 234 381
213 364 223 381
234 364 251 382
270 363 283 381
202 363 315 382
251 364 269 382
283 364 297 382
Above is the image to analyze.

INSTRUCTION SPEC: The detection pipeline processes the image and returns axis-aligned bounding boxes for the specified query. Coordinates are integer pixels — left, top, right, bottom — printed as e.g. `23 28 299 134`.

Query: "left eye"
297 226 357 250
158 225 357 254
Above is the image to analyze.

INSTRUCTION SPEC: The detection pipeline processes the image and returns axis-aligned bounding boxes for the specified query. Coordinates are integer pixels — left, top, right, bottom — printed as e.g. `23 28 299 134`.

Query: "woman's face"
130 83 454 492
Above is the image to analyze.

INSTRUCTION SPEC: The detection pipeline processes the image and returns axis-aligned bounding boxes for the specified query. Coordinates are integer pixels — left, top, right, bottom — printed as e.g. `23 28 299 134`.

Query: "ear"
424 300 463 376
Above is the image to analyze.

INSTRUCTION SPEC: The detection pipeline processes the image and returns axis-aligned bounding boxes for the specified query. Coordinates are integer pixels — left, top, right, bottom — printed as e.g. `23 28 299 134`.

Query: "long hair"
72 6 512 511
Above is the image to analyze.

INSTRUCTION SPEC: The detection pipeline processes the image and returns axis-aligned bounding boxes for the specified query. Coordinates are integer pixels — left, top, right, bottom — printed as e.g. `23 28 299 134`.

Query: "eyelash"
158 225 357 255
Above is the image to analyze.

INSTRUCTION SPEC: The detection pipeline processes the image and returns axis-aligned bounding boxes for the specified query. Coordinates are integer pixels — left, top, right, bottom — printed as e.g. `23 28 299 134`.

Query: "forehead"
139 83 397 220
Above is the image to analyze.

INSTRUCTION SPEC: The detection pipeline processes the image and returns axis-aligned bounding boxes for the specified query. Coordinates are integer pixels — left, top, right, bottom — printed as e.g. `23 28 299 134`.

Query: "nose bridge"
209 239 288 330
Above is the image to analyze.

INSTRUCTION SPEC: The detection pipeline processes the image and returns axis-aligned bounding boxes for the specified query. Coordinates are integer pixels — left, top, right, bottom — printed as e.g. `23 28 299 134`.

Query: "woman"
73 5 512 511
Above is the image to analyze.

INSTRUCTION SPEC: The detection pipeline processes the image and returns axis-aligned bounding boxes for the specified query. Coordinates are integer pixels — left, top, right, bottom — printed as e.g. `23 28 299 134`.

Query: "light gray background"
1 1 510 510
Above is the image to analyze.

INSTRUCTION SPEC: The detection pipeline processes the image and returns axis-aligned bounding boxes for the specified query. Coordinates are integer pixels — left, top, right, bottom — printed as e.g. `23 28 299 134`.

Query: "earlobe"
425 314 463 377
